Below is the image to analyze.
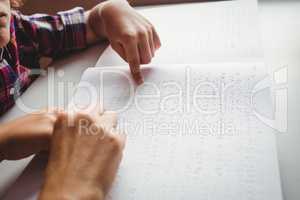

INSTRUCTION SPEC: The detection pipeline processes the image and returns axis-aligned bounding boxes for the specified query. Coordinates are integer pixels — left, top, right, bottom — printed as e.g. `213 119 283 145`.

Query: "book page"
70 63 282 200
2 63 282 200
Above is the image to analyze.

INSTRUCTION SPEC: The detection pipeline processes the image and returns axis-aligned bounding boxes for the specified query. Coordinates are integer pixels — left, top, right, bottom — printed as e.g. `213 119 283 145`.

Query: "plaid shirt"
0 7 87 116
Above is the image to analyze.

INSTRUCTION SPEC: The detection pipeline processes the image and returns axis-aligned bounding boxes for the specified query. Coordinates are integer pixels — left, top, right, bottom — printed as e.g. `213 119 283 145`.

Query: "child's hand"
39 107 126 200
88 0 161 84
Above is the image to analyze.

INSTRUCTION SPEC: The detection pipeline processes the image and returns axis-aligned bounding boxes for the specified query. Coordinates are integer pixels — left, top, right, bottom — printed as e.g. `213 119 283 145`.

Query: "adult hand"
39 107 126 200
0 109 58 161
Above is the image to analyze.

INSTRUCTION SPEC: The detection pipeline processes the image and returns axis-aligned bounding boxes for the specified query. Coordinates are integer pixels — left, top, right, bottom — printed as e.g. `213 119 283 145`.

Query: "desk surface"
0 1 300 200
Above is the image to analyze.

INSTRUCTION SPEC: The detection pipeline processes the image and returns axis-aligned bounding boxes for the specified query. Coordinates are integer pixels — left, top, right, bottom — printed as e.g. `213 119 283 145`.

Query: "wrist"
101 0 130 14
39 178 105 200
86 0 131 44
86 2 109 43
39 191 104 200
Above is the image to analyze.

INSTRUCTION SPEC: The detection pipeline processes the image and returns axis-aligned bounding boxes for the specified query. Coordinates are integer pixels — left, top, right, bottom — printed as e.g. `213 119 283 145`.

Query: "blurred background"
20 0 299 14
20 0 102 14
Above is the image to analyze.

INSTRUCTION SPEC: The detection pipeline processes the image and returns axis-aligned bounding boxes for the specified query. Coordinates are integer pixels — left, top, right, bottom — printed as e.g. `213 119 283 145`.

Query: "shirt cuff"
57 7 88 51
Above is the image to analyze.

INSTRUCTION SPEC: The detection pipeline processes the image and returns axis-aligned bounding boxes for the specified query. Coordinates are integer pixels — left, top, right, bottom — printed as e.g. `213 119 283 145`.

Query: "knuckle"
150 24 154 30
56 110 68 121
52 108 66 118
147 28 153 37
96 125 106 136
150 25 156 33
74 112 93 127
54 111 69 129
137 29 147 38
107 135 122 153
146 24 153 32
121 30 137 42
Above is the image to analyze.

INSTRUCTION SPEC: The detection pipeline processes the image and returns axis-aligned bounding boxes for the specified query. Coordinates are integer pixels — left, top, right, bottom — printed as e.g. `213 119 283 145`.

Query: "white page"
2 63 282 200
71 63 282 200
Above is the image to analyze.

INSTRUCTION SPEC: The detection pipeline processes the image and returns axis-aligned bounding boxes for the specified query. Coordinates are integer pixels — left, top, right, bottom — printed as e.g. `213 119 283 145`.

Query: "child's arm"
15 0 160 82
13 7 89 65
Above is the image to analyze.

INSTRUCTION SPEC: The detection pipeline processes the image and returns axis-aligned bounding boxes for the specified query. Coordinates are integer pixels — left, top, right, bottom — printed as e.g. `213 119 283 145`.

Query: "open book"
3 63 282 200
70 63 282 200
